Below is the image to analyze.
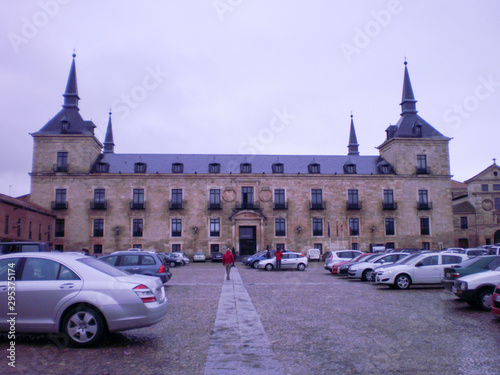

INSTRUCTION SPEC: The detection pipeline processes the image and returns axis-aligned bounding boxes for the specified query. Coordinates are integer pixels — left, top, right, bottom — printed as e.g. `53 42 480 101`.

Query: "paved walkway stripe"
204 267 286 375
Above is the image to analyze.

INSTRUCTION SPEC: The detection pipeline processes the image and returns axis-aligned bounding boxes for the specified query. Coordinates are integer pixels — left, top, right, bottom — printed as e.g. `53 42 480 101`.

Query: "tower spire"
103 111 115 153
62 53 80 110
400 60 417 115
348 113 359 156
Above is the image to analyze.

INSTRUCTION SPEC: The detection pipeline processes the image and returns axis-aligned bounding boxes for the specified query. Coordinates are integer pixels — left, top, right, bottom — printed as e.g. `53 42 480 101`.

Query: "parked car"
245 250 277 268
370 252 421 281
0 252 168 347
99 251 171 284
375 253 467 289
442 248 489 258
211 252 224 262
324 250 363 272
305 248 321 261
257 252 308 271
160 252 184 267
335 253 380 275
172 252 190 265
452 267 500 310
442 255 500 292
492 282 500 317
192 251 206 262
0 241 50 254
348 252 409 281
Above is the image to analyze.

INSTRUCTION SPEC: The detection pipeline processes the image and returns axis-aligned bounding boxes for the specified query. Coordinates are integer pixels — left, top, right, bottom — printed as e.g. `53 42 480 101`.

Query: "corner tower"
378 61 451 176
30 54 103 176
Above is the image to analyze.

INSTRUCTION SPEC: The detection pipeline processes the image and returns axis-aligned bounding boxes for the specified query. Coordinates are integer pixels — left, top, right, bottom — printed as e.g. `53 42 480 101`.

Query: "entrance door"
239 226 256 256
494 230 500 244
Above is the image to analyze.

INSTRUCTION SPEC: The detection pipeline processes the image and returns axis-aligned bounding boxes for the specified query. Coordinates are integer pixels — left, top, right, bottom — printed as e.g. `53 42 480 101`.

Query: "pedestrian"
266 249 271 259
275 248 283 271
222 248 235 280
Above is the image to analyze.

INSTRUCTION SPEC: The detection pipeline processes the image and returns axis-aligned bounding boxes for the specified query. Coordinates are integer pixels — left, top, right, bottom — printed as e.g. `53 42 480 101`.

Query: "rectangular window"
4 215 8 235
417 154 428 173
276 244 285 251
313 218 323 236
54 188 67 209
172 244 181 252
133 219 143 237
210 244 219 254
171 189 183 209
93 244 103 254
460 216 468 229
418 190 429 208
242 187 254 208
420 217 430 235
47 225 51 241
311 189 323 209
132 189 145 209
210 218 220 237
93 188 106 209
274 189 286 209
349 218 359 236
385 218 395 236
172 219 182 237
347 189 359 209
38 224 42 240
494 184 500 191
209 163 221 173
94 219 104 237
272 163 284 173
29 222 32 240
495 198 500 210
172 163 184 173
55 219 65 237
383 189 396 210
422 242 430 250
56 151 69 172
275 218 286 237
209 189 221 209
16 219 21 237
351 243 359 250
482 184 489 192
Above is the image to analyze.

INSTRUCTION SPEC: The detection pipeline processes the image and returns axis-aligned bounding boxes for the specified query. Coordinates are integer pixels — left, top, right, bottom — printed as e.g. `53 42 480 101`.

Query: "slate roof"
453 201 476 214
95 153 391 175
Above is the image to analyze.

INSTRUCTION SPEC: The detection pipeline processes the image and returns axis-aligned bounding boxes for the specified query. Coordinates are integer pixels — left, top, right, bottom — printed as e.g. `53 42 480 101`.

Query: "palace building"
28 56 454 256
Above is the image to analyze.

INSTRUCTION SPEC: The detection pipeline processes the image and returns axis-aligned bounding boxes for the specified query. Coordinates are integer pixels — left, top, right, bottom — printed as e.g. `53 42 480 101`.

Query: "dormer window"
134 162 147 173
240 163 252 173
272 163 284 173
413 123 422 137
61 120 69 134
209 163 221 173
308 163 320 174
344 162 356 174
172 163 184 173
377 159 393 174
95 163 109 173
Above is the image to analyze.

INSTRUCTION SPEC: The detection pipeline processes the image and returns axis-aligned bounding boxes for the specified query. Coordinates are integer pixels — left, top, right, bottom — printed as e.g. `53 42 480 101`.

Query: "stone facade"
28 56 456 256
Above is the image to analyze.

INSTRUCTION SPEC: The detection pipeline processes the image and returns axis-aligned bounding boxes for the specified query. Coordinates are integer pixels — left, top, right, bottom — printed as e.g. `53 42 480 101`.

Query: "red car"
492 282 500 317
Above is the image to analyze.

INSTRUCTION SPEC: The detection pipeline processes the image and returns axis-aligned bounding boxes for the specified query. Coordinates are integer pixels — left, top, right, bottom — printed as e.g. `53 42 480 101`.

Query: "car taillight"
449 272 460 278
158 264 166 273
133 284 156 303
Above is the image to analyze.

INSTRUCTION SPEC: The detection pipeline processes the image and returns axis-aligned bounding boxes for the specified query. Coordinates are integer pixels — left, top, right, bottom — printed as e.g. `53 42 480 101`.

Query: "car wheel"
252 261 260 269
394 274 411 290
297 263 306 271
62 304 105 348
170 261 176 267
476 289 493 311
265 263 273 271
361 269 372 281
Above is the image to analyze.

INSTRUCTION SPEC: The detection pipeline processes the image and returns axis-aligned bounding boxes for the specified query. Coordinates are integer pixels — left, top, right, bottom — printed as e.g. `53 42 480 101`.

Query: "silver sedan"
0 252 167 347
257 252 309 271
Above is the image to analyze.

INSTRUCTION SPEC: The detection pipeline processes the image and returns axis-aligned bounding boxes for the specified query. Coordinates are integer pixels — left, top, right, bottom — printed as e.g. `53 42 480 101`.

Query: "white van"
306 248 321 261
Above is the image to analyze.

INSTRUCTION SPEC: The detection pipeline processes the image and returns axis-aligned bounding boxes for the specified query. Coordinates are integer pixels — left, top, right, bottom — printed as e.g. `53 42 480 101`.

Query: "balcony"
235 202 260 211
53 164 69 172
273 202 288 210
208 202 222 210
90 200 107 210
130 201 146 210
169 200 184 210
416 166 431 175
346 202 362 210
51 201 68 210
310 202 326 210
417 202 433 210
382 202 398 210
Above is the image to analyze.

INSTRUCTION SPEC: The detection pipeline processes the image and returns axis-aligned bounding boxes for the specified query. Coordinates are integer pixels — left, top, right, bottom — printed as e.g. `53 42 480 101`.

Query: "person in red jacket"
275 249 283 271
222 249 235 280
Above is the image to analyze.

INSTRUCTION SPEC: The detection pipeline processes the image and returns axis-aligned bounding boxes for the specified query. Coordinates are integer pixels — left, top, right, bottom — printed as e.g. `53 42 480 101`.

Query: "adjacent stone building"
452 162 500 248
29 56 454 256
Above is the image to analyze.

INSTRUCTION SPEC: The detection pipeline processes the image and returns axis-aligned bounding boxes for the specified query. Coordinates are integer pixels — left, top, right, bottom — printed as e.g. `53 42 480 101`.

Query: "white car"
324 250 363 272
375 252 467 289
172 252 190 265
192 251 206 262
257 252 308 271
452 268 500 311
347 252 409 281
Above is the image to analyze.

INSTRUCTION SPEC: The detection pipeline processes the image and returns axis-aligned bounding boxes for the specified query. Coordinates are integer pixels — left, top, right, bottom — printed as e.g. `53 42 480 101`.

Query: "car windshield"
454 257 482 268
398 253 424 265
80 257 129 276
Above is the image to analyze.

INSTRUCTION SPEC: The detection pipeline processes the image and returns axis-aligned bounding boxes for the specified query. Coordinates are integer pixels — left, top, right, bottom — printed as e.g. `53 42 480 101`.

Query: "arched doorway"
494 230 500 244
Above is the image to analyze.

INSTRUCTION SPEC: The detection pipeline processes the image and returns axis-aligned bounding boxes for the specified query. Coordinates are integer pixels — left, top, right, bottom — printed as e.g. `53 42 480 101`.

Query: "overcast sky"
1 1 500 197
